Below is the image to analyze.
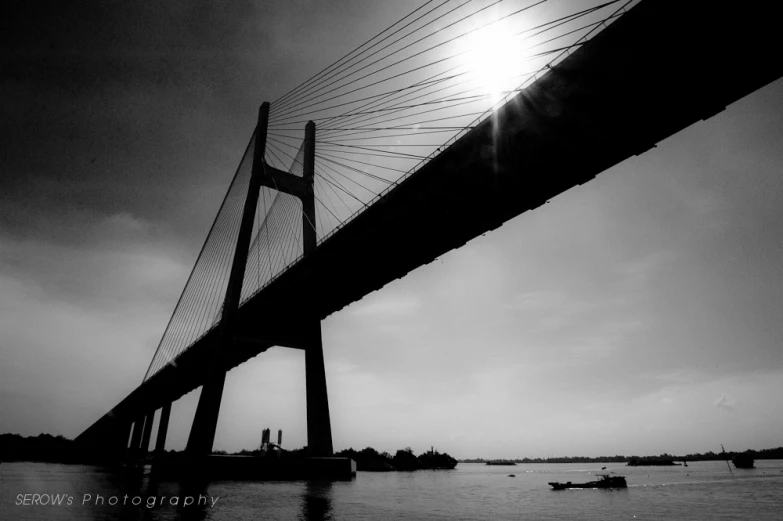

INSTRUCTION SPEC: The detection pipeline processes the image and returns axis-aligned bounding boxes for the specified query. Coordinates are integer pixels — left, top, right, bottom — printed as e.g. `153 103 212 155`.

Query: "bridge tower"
185 103 333 457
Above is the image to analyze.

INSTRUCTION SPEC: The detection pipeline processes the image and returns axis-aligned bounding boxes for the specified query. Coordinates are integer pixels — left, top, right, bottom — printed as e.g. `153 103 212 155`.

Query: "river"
2 459 782 520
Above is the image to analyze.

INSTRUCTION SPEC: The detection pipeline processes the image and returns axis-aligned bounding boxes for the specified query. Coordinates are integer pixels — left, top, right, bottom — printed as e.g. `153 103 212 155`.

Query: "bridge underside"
77 0 783 454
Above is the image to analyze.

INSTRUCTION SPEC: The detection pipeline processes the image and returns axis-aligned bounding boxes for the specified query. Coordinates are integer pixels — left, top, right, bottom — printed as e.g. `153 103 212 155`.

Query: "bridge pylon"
185 104 333 457
301 120 333 456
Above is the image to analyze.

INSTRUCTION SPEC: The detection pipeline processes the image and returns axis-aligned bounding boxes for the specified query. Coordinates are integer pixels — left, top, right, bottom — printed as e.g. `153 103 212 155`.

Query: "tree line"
460 447 783 464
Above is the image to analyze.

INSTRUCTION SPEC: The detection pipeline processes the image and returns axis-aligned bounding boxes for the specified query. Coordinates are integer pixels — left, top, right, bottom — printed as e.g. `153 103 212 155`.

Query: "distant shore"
459 447 783 464
3 433 781 468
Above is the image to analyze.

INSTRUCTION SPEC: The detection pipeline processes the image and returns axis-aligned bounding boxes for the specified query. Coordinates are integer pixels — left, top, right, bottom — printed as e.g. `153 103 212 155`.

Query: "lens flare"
460 21 526 105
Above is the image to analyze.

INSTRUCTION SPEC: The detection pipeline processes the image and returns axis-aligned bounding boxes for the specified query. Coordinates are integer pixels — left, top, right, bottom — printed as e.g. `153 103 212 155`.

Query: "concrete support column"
112 421 132 461
140 411 154 458
186 372 226 455
186 102 270 457
300 119 333 456
128 417 144 461
154 402 172 457
305 322 333 456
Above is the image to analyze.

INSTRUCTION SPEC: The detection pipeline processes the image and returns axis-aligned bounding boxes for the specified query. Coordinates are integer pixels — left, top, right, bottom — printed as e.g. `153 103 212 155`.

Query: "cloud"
0 208 193 437
0 218 188 310
714 393 736 412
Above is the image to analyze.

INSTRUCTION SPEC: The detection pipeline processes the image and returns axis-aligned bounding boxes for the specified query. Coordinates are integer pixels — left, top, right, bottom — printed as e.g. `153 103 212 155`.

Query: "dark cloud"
2 1 277 249
1 0 420 247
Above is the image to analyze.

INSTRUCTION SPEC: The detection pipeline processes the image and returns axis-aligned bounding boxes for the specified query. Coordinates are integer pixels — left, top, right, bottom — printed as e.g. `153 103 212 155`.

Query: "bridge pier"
110 420 132 462
300 120 333 456
140 411 154 459
186 371 227 455
305 321 333 456
154 401 171 456
127 417 144 461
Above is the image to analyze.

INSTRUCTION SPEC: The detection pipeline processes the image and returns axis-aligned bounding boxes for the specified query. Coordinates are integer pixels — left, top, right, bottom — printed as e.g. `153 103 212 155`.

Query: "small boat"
549 474 627 490
627 458 679 466
732 453 755 469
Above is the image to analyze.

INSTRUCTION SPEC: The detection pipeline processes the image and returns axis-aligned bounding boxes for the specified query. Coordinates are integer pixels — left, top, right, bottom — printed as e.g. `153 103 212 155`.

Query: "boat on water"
627 457 679 466
548 474 627 490
732 453 755 469
720 444 755 471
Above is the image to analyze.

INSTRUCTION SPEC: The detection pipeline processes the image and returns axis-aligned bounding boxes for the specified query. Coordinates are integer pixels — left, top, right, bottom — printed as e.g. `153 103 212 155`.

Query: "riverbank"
0 433 457 471
459 447 783 464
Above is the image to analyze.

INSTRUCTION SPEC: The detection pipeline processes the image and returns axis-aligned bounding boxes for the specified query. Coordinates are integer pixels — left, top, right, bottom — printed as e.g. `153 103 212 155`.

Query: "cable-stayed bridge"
76 0 783 462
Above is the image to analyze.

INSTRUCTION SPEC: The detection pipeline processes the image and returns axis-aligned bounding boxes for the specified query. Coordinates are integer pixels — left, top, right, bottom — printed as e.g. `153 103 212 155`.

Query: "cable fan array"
265 0 638 243
144 0 639 381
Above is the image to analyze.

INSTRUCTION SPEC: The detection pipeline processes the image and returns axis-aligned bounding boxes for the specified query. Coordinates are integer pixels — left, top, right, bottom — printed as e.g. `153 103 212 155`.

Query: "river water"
2 460 782 520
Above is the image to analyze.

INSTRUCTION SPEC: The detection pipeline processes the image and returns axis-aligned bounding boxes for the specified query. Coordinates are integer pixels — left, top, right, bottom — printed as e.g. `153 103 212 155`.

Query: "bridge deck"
78 0 783 445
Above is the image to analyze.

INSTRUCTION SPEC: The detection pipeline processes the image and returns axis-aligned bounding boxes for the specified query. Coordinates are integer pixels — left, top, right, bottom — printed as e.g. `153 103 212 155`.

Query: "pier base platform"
152 454 356 481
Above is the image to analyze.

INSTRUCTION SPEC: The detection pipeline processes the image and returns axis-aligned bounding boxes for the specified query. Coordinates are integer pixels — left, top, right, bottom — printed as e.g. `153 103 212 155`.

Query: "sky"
2 1 782 460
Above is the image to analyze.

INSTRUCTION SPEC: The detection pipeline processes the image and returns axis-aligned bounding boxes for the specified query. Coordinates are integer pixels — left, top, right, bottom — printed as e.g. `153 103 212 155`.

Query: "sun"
459 21 525 105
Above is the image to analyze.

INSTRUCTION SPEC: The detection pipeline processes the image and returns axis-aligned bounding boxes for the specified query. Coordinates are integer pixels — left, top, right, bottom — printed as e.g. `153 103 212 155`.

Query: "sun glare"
460 22 525 105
